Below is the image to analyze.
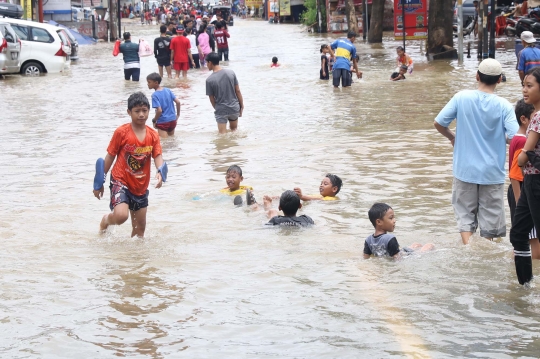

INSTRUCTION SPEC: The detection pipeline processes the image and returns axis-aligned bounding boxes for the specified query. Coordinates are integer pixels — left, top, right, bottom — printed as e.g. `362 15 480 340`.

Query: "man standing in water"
434 59 518 245
205 52 244 134
119 32 141 82
330 31 362 88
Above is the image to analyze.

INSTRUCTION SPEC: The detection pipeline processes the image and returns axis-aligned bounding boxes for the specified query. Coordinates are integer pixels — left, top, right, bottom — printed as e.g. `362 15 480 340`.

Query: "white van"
1 18 71 75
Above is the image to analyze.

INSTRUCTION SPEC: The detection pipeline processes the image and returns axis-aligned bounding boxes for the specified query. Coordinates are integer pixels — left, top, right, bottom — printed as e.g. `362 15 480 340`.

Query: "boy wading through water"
205 52 245 134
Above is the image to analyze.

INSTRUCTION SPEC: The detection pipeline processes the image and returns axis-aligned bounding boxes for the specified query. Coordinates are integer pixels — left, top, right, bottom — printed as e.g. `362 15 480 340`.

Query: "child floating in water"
221 165 253 197
265 190 314 227
294 173 342 201
363 203 434 259
391 65 408 81
271 56 280 68
396 46 413 74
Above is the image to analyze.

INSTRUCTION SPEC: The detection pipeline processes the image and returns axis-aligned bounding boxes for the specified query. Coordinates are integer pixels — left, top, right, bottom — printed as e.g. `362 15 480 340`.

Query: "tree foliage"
301 0 327 32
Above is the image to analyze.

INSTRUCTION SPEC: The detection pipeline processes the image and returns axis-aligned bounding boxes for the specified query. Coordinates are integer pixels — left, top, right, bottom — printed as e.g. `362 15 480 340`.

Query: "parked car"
0 3 23 19
1 18 70 75
51 23 79 61
0 21 21 74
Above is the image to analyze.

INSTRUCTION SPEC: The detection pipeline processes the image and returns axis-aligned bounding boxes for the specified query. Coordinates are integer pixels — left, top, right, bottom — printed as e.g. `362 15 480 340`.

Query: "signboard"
245 0 262 7
43 0 71 14
279 0 290 16
394 0 427 40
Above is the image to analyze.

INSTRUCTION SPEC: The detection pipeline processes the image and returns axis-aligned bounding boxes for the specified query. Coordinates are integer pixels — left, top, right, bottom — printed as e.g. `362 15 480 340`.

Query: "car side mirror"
5 34 14 43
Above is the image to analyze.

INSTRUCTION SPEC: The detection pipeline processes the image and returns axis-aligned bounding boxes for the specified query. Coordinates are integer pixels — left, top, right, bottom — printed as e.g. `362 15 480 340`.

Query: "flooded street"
2 19 540 358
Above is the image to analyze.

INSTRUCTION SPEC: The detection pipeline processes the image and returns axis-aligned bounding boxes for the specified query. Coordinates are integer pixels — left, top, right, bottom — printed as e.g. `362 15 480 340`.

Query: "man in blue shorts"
330 31 362 88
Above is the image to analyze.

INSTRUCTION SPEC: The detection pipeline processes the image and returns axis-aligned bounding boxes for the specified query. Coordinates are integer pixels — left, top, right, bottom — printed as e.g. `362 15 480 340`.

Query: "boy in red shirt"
93 92 168 237
214 22 230 61
170 25 195 78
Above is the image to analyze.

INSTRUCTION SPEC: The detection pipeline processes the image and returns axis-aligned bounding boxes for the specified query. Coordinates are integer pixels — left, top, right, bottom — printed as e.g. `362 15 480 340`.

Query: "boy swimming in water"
391 65 408 81
363 203 434 259
265 190 314 227
221 165 253 196
92 92 167 238
294 173 342 201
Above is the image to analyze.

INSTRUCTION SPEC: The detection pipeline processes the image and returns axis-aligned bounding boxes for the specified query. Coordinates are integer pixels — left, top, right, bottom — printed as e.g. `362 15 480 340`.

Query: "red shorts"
173 62 189 71
155 120 177 132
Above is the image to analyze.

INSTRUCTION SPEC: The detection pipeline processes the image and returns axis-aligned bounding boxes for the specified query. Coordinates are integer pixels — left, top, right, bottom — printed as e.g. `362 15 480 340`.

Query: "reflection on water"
1 18 539 358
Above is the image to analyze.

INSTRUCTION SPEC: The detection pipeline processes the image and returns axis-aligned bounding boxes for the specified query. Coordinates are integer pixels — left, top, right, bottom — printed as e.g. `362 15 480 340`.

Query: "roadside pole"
489 0 496 58
362 0 366 39
477 0 483 58
482 0 488 58
117 0 122 39
38 0 44 22
365 0 369 39
458 0 463 62
401 0 405 52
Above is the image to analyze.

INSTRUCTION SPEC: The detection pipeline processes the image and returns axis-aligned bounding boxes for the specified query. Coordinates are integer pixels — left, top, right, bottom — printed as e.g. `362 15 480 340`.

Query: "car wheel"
22 62 44 76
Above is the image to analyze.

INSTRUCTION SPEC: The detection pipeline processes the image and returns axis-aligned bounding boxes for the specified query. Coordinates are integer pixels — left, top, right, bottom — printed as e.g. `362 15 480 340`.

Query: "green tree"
302 0 327 32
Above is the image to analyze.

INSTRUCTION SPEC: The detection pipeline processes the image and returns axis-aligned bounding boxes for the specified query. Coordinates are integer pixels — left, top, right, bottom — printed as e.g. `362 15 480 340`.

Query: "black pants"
218 47 229 61
124 68 140 81
190 53 200 69
510 174 540 284
508 183 519 227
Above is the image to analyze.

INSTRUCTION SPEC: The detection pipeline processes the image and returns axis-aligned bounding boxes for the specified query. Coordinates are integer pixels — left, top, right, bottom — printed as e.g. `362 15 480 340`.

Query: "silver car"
0 22 21 74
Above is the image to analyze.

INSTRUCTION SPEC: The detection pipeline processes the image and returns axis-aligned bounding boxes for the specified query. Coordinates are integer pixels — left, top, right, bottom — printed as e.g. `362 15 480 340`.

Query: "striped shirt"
518 46 540 73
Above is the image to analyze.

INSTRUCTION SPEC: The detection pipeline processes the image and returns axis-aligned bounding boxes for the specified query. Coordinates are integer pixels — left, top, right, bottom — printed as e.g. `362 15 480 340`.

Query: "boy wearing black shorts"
93 92 168 237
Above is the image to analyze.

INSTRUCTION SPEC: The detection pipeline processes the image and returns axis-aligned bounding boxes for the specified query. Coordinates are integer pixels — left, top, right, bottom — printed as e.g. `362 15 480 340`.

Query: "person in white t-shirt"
186 28 201 68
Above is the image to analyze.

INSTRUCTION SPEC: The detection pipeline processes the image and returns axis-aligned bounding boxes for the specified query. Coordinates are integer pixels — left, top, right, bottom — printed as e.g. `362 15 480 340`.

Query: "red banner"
394 0 427 40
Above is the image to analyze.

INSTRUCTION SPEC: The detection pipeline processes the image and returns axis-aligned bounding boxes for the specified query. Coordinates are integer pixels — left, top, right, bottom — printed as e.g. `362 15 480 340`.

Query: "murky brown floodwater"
1 19 540 358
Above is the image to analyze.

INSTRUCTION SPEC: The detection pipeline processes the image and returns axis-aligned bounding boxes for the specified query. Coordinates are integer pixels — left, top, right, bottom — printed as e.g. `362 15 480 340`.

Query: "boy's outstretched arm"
363 254 371 259
93 153 115 199
154 154 164 189
294 187 323 201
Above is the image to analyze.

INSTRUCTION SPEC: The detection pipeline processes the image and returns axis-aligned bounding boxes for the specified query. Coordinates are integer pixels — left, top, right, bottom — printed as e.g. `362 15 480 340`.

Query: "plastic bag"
138 39 153 57
112 39 120 57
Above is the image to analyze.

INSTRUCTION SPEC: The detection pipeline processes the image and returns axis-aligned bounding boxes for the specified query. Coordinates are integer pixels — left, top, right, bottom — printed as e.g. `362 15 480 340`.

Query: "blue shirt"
151 88 177 123
330 38 357 70
517 46 540 73
435 90 518 185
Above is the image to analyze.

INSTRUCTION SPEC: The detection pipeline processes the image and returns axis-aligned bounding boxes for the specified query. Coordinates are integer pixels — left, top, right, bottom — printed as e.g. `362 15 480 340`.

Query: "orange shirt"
510 148 524 182
107 124 162 196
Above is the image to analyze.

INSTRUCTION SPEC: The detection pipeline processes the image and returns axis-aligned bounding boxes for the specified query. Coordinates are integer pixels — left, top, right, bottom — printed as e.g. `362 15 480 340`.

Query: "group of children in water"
92 92 434 260
318 45 414 82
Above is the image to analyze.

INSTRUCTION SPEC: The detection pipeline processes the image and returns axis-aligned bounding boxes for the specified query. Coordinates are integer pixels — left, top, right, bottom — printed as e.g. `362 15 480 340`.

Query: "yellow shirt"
309 194 338 201
220 185 253 196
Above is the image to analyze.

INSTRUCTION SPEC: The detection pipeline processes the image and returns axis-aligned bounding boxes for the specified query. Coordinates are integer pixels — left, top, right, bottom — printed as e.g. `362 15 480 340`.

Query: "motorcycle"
513 8 540 37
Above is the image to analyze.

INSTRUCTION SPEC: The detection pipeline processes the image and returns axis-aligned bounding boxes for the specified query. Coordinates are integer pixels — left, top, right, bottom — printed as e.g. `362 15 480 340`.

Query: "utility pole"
489 0 496 58
482 0 488 58
477 0 483 58
457 0 463 62
38 0 44 22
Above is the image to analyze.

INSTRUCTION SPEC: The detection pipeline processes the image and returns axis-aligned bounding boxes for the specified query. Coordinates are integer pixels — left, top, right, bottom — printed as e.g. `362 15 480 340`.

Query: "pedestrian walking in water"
518 31 540 84
510 67 540 286
434 59 518 245
119 32 140 82
170 25 195 79
205 52 244 134
154 25 172 79
330 31 362 88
